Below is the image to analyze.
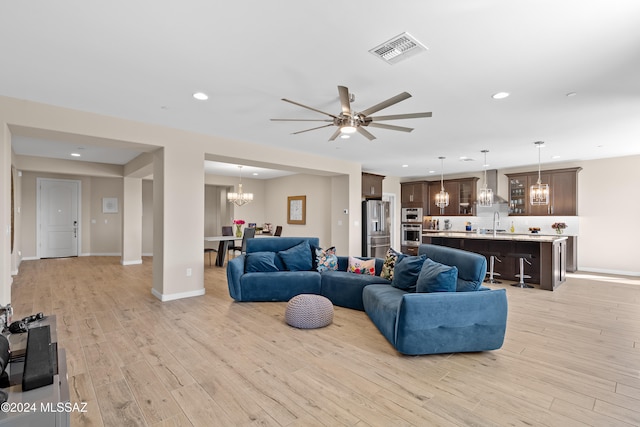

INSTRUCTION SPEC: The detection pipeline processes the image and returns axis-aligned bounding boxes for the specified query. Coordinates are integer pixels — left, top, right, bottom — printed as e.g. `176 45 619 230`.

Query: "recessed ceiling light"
71 153 81 157
193 92 209 101
340 134 350 139
252 172 259 176
551 155 561 159
402 164 409 168
492 92 510 99
566 92 577 97
428 170 436 174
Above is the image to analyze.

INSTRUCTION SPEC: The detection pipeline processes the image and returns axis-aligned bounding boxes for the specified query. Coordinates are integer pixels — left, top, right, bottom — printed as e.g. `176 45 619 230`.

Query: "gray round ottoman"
285 294 334 329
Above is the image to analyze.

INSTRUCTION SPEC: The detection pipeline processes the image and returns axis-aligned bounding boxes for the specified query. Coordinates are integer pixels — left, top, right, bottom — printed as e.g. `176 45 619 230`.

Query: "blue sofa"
226 238 508 355
363 244 508 355
226 237 391 309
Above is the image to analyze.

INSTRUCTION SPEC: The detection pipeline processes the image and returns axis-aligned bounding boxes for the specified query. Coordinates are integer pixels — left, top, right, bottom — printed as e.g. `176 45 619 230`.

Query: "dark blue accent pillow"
278 241 312 271
245 251 279 273
391 254 427 291
273 253 285 271
416 258 458 293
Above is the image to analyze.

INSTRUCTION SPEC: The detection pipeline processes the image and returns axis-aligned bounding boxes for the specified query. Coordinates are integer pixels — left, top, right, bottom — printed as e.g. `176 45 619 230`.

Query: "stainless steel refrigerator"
362 200 391 258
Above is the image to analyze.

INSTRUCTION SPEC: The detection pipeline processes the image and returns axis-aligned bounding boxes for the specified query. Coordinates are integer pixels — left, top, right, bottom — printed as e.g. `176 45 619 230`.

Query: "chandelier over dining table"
227 165 254 207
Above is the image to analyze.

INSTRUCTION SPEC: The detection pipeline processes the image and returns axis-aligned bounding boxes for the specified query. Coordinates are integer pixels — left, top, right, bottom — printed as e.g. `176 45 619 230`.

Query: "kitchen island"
422 231 568 290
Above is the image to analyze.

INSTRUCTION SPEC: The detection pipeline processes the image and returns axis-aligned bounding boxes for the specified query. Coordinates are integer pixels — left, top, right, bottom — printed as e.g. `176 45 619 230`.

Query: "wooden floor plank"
9 256 640 426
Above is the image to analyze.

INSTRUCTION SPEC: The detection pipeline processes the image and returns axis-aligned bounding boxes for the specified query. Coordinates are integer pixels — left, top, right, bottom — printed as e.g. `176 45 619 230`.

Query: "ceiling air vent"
369 32 428 65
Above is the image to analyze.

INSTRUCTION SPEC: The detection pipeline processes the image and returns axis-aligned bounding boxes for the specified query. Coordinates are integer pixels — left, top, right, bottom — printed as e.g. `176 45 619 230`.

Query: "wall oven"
401 223 422 247
401 207 423 223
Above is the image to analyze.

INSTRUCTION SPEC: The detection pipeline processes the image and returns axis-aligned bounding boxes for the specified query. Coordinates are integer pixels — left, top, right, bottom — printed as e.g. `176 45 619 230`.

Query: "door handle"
73 220 78 238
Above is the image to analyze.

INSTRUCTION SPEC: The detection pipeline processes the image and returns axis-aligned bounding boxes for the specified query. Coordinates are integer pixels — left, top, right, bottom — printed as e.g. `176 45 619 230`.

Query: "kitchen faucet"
493 211 500 238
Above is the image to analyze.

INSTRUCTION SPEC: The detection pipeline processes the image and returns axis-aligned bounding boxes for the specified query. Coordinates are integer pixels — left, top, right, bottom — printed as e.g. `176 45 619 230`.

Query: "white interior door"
38 178 80 258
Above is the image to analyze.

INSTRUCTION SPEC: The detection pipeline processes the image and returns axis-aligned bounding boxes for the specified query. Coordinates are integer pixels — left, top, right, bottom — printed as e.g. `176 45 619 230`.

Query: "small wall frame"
102 197 119 213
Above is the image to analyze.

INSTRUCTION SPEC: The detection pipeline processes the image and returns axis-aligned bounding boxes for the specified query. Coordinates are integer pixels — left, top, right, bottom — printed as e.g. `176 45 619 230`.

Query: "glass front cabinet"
507 167 581 216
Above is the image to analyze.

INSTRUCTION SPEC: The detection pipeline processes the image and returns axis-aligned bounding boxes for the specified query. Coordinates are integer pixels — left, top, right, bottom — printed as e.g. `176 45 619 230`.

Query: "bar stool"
483 252 502 284
508 252 534 288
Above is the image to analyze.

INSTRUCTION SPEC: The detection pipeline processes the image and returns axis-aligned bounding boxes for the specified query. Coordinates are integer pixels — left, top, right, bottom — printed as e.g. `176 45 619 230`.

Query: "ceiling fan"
271 85 432 141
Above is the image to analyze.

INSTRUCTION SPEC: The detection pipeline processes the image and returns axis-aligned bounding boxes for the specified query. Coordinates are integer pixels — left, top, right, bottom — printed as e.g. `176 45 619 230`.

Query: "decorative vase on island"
556 228 563 235
236 225 242 237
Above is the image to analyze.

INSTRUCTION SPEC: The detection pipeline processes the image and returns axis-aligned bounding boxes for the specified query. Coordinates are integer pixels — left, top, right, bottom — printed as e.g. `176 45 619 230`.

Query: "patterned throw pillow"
347 256 376 275
316 246 338 272
380 248 405 280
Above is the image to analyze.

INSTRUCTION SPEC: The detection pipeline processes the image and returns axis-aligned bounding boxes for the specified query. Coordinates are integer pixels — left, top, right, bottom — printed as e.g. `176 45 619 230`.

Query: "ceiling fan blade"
271 118 333 122
367 122 414 133
369 112 432 121
292 124 334 135
328 128 342 141
359 92 412 117
282 98 338 119
338 85 352 116
357 127 376 141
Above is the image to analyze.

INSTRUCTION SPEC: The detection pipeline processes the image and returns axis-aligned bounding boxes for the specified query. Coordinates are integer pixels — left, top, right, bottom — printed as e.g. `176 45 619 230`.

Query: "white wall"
142 180 153 255
264 174 333 247
577 155 640 275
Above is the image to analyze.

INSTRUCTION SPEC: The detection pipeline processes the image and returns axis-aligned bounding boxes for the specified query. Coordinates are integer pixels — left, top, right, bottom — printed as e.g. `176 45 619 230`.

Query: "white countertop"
422 231 568 242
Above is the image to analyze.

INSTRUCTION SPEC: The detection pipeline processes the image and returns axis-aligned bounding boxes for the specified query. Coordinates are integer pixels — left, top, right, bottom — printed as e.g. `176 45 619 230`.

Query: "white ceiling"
3 1 640 178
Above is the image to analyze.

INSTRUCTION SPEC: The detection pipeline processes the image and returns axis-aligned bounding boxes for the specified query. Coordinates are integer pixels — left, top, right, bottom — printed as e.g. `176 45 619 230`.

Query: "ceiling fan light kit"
530 141 550 206
271 85 432 141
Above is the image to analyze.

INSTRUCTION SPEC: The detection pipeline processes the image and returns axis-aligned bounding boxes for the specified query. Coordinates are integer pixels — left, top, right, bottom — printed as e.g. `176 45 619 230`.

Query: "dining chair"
222 225 246 252
204 246 217 266
222 226 240 258
240 227 256 253
274 225 283 236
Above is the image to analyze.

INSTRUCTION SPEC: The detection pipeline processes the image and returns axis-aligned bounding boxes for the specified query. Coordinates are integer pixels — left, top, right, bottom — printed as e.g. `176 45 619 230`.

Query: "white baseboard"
576 267 640 277
121 259 143 266
21 256 39 261
142 252 153 257
151 287 205 302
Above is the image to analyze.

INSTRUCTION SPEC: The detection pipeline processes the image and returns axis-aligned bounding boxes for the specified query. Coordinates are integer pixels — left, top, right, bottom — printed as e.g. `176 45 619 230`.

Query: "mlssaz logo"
41 402 89 413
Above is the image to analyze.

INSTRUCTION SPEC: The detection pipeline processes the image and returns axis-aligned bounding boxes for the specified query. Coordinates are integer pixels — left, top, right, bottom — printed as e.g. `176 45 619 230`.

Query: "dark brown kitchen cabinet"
548 169 579 215
362 173 384 199
507 167 581 216
401 181 428 207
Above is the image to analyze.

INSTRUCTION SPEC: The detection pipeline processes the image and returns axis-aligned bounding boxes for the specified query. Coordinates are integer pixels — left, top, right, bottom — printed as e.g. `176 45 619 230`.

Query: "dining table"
204 235 239 266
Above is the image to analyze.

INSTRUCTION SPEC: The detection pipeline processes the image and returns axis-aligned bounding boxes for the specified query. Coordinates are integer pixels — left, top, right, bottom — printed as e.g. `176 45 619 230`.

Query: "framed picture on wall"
102 197 118 213
287 195 306 225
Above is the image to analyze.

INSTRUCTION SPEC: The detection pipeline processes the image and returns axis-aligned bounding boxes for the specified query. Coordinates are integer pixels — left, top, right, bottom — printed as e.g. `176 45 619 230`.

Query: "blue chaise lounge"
363 244 508 355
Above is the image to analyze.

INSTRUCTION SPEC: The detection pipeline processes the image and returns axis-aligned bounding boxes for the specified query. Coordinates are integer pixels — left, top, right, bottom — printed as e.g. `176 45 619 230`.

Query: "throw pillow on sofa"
391 254 427 291
245 251 279 273
380 247 405 281
416 258 458 293
278 241 312 271
316 246 338 272
347 256 375 275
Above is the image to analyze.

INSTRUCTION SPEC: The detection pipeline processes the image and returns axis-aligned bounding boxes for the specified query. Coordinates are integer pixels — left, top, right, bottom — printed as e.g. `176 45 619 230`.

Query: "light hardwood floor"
9 256 640 426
